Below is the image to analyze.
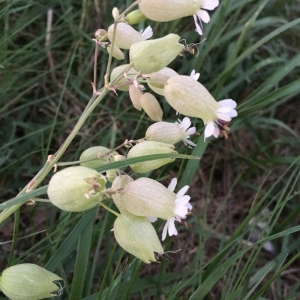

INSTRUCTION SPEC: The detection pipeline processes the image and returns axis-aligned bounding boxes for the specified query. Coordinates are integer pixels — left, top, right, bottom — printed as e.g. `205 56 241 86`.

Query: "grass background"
0 0 300 299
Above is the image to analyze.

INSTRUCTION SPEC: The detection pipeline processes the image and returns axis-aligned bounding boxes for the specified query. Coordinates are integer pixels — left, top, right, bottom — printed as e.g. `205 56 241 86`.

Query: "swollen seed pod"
47 166 107 212
127 141 176 173
114 213 163 263
107 23 144 50
130 34 184 73
0 264 65 300
140 92 163 121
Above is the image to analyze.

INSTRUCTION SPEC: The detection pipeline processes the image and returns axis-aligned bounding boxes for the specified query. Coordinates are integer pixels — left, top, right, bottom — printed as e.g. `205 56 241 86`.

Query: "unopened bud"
47 166 107 212
129 85 143 110
0 263 65 300
127 141 176 173
112 7 119 20
140 92 163 121
126 9 147 24
95 29 108 41
108 23 144 50
130 33 184 73
107 44 124 60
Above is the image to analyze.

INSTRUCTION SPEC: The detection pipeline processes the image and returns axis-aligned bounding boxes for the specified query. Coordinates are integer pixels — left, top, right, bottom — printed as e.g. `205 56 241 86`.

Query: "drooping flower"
130 33 184 73
113 213 164 263
139 0 219 35
47 166 107 212
107 23 152 50
0 264 65 300
145 117 196 146
119 177 192 240
163 75 237 140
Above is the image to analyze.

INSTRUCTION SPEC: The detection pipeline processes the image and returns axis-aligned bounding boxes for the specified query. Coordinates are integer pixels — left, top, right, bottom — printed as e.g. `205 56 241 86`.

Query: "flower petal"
216 112 231 122
217 107 233 114
168 178 177 192
193 14 203 35
202 0 219 10
218 99 237 109
167 218 178 237
227 109 238 117
196 9 210 23
162 221 168 241
204 121 215 139
176 185 189 198
186 127 196 135
140 26 153 40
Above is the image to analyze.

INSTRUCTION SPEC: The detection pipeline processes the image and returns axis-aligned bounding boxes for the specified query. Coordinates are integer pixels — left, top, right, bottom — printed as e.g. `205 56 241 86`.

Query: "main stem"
0 89 109 225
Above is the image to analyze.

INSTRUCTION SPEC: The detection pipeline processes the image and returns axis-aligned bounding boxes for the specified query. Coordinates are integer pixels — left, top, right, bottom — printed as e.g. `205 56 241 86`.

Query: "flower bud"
129 85 143 110
139 0 201 22
111 174 134 213
127 141 176 173
126 9 147 24
112 7 119 20
47 166 107 212
110 64 138 91
146 67 178 96
106 44 124 60
0 263 64 300
120 178 176 219
108 23 144 50
95 29 108 41
130 33 184 73
80 146 117 169
114 213 163 263
164 75 220 123
140 92 163 121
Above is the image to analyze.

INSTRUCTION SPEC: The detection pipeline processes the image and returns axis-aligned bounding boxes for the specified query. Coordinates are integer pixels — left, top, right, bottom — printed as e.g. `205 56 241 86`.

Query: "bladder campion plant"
0 1 238 298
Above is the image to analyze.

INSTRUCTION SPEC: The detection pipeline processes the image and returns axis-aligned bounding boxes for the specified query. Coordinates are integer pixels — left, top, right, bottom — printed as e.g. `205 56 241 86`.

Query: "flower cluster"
44 0 238 264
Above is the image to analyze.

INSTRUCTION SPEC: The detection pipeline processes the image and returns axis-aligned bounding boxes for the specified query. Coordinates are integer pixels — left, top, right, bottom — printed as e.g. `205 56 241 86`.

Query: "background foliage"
0 0 300 299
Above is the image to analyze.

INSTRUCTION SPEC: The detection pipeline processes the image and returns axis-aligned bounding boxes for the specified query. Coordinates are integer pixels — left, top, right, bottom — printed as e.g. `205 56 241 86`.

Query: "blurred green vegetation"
0 0 300 299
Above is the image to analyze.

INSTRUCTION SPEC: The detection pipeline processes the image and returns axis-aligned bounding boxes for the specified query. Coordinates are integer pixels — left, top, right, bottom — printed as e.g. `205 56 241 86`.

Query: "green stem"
0 89 108 225
99 201 119 217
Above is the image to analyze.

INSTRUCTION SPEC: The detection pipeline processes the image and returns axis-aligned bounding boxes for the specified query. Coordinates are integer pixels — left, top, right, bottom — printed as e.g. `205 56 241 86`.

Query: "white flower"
193 0 219 35
162 178 192 241
204 99 237 139
176 117 197 146
190 69 200 81
140 26 153 40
